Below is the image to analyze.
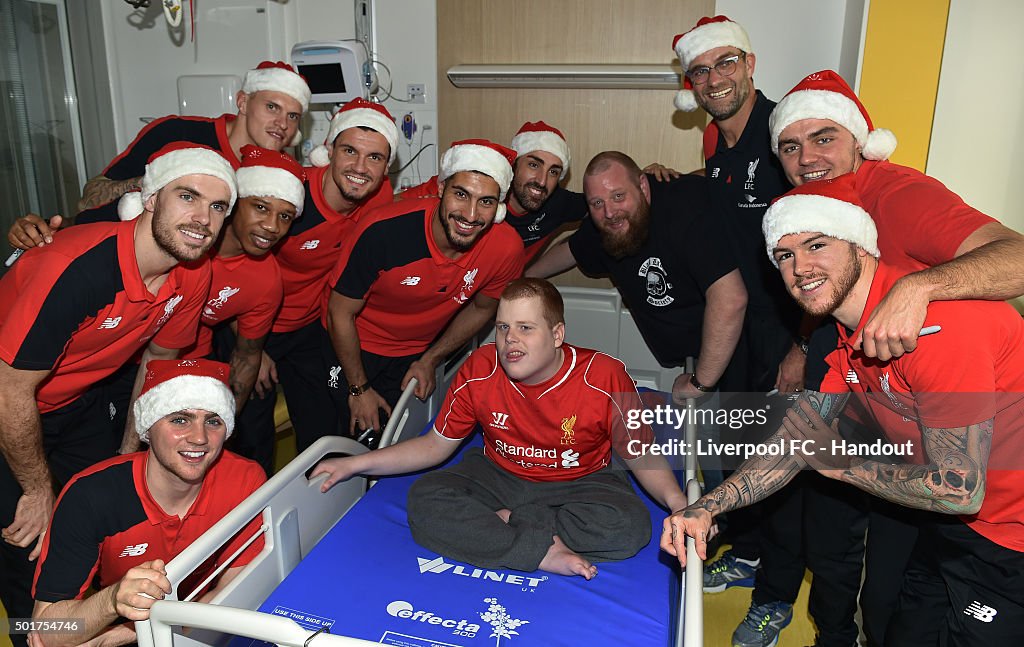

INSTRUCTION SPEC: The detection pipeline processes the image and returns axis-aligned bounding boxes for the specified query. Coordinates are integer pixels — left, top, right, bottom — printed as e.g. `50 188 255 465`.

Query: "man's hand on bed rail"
661 505 717 567
402 358 436 400
110 559 171 620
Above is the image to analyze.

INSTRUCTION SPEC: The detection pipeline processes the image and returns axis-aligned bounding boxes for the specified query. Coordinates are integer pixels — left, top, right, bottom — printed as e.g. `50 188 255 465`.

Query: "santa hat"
672 15 752 112
235 145 307 216
769 70 898 161
242 61 311 113
439 139 516 224
308 97 398 168
118 142 237 221
762 173 879 267
133 358 236 443
510 121 571 179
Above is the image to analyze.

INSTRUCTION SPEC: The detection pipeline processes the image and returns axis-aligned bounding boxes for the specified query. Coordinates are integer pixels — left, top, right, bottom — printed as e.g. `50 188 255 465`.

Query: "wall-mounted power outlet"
407 83 426 104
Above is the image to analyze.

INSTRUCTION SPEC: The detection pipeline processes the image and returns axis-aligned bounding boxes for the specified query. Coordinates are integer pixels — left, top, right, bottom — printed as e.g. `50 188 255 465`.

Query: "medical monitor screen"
298 63 347 95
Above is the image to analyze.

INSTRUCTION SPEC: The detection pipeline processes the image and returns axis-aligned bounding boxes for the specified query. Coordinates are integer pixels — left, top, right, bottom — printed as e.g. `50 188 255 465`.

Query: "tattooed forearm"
840 419 992 515
687 390 849 516
229 334 268 410
78 175 142 212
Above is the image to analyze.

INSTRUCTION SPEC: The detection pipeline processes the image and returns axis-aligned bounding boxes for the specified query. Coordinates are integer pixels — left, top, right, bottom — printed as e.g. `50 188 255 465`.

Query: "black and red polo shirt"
324 198 525 357
0 220 210 412
271 165 394 333
32 450 266 601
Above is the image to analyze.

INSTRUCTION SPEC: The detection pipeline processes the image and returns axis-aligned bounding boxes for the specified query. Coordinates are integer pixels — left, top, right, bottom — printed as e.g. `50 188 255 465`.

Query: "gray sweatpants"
407 448 652 572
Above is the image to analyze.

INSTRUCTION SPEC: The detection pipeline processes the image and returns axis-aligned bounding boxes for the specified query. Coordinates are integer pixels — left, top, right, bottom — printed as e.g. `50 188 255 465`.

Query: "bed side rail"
136 436 369 647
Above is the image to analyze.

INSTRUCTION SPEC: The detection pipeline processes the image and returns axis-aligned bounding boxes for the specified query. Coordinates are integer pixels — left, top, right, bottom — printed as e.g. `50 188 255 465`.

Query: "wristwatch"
798 337 810 355
348 381 371 396
689 373 715 393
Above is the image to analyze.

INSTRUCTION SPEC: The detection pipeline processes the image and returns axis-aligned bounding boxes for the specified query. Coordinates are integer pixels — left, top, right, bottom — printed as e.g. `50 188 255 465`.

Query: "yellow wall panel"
859 0 950 171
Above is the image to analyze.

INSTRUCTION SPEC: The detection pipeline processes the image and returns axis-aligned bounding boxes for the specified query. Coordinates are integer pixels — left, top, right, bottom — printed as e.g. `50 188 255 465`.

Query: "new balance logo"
119 543 149 558
400 276 421 286
846 369 859 384
99 316 122 329
491 412 509 426
299 240 320 250
964 601 997 623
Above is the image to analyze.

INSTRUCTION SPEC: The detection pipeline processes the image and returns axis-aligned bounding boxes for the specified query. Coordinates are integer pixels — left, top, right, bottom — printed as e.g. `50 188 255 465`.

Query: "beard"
700 77 752 121
799 244 862 316
511 178 550 212
598 200 651 260
437 208 484 253
152 203 215 262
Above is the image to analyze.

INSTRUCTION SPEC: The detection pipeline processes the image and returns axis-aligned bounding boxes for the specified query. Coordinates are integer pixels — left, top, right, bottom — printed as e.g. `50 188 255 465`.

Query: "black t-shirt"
704 91 798 329
505 186 587 253
568 174 738 367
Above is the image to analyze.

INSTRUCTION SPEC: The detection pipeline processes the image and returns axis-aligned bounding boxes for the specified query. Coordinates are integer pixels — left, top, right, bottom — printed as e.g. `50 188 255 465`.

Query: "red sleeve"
478 227 526 299
152 263 212 349
861 163 996 267
433 351 488 440
396 176 440 201
235 264 283 340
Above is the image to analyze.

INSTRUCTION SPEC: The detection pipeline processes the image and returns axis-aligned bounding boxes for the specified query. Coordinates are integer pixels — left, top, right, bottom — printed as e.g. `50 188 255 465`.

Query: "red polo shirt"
822 263 1024 550
181 251 283 359
435 344 654 481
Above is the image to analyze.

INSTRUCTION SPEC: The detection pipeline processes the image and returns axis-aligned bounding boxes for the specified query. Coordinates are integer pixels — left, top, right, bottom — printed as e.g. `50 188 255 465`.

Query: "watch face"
349 385 363 396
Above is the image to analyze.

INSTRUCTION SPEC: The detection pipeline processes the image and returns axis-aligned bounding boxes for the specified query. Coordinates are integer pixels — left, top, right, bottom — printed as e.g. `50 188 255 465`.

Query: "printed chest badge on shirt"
142 294 184 341
638 257 673 307
527 212 546 232
737 158 768 209
203 285 240 320
453 268 479 304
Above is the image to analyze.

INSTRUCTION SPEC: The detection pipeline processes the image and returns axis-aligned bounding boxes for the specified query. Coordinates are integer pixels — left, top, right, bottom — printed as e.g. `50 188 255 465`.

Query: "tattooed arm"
78 175 142 212
837 421 991 515
229 333 268 412
660 390 850 564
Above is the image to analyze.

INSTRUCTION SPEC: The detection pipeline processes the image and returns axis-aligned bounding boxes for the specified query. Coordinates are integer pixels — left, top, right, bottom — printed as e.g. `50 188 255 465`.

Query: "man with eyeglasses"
671 16 867 647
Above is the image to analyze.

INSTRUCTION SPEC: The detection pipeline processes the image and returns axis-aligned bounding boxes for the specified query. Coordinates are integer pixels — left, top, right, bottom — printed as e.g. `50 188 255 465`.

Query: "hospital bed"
135 359 705 647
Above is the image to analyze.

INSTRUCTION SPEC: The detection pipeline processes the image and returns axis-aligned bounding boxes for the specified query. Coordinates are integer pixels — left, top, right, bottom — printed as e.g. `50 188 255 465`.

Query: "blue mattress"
241 434 683 647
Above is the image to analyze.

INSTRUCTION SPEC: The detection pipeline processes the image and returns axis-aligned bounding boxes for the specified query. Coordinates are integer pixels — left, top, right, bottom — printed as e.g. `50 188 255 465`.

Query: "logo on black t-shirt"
638 257 674 307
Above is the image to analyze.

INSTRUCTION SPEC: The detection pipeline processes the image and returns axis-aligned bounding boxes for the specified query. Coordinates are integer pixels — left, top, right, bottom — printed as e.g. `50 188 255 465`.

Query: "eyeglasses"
686 54 745 85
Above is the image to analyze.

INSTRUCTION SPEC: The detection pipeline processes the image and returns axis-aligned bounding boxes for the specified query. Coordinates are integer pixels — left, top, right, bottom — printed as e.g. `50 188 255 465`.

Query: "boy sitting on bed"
313 278 686 579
